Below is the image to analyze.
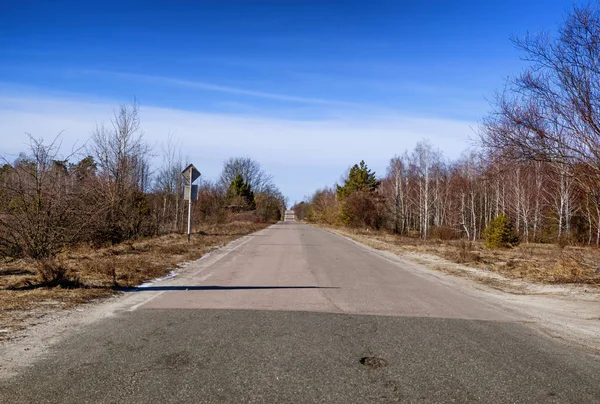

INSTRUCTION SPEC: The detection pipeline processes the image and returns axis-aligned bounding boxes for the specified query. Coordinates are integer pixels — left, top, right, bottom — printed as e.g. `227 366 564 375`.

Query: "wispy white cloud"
0 94 477 202
78 70 363 107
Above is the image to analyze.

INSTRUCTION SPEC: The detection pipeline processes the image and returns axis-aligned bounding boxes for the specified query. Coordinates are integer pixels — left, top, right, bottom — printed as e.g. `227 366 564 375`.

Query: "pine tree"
483 214 519 248
335 161 381 227
336 160 379 199
227 174 255 209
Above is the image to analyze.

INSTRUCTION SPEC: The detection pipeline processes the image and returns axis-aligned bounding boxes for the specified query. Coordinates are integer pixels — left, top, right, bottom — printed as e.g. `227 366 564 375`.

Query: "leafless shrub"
0 136 97 259
88 101 154 244
455 240 478 263
306 188 340 225
152 133 186 234
429 226 455 241
36 260 82 288
557 235 570 250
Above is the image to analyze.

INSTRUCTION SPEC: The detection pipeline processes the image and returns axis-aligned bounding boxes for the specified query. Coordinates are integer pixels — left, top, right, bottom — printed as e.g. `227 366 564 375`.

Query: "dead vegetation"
328 226 600 286
0 221 268 339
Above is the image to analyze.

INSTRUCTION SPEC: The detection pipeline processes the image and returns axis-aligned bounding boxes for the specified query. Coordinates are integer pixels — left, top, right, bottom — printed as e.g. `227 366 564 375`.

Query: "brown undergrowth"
0 221 269 338
326 226 600 286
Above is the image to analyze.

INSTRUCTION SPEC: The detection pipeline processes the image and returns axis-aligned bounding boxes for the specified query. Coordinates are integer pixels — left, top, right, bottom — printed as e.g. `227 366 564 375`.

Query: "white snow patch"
136 270 178 288
197 250 216 262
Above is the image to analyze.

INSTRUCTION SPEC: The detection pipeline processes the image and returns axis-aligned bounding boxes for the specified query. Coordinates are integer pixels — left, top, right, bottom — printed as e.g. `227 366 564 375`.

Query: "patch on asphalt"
359 356 387 369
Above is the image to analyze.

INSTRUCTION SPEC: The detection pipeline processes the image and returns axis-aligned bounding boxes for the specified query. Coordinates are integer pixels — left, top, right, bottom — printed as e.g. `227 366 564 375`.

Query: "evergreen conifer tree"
227 174 255 209
336 160 379 199
483 214 519 248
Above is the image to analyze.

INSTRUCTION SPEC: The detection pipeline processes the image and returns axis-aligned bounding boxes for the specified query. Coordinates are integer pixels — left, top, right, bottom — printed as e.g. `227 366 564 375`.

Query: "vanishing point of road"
1 214 599 403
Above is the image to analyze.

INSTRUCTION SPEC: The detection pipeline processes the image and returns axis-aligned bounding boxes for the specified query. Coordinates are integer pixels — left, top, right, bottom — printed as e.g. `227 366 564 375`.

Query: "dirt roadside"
0 222 269 341
0 226 271 379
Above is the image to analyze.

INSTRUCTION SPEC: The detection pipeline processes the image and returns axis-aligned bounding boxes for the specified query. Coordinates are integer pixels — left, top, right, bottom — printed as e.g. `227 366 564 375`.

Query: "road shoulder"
0 225 273 379
318 224 600 354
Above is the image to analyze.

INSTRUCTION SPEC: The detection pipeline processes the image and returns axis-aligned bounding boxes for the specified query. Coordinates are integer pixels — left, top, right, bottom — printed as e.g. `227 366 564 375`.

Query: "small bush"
429 226 455 240
483 214 519 249
339 191 383 229
457 240 474 263
557 235 570 250
37 260 82 288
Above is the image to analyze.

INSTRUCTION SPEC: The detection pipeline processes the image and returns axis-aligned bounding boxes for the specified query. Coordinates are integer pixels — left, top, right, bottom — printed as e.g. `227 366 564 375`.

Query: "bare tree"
412 141 442 239
88 101 153 243
481 5 600 192
0 135 97 259
306 188 340 225
153 133 186 233
384 155 408 234
218 157 274 194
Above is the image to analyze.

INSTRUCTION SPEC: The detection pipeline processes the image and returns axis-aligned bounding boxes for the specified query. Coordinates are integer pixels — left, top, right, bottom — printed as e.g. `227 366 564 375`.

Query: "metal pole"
188 168 193 243
187 185 192 242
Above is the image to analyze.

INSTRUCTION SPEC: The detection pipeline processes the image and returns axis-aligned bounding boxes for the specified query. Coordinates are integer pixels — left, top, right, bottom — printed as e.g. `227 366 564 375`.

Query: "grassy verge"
0 221 269 339
323 226 600 286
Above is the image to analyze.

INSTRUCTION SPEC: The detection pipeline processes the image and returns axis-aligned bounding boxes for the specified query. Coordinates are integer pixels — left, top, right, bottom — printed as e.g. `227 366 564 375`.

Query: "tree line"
297 146 591 244
297 4 600 247
0 102 286 259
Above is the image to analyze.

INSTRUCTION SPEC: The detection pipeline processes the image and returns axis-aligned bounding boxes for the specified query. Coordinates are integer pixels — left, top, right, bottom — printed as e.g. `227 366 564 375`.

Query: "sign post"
182 164 201 242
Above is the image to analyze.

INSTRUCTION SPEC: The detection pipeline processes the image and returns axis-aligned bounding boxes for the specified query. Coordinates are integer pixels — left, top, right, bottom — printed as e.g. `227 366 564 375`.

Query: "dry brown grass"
0 221 269 338
327 226 600 286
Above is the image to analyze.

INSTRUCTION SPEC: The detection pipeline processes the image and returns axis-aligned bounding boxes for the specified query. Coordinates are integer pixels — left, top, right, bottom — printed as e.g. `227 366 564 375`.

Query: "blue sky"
0 0 582 203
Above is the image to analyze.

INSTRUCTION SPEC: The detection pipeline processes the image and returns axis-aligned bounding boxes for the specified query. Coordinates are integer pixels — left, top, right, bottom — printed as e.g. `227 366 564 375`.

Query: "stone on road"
1 221 599 403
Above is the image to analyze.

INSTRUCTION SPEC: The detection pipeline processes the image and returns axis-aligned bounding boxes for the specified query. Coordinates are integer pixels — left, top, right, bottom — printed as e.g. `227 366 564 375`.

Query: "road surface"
1 220 600 403
284 209 296 222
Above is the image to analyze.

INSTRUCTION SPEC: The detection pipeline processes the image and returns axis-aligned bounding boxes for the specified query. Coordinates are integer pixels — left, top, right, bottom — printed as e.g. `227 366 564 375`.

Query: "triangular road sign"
182 164 201 183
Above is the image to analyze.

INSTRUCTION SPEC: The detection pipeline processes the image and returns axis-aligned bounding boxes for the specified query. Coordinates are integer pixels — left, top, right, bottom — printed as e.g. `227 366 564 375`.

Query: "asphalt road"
1 219 600 403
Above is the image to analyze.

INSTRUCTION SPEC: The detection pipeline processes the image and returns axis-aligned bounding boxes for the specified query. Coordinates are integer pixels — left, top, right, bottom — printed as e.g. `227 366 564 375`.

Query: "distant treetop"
336 160 379 199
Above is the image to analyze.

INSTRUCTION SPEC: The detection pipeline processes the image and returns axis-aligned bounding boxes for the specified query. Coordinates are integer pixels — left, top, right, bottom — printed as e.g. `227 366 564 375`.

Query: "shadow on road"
124 285 338 292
